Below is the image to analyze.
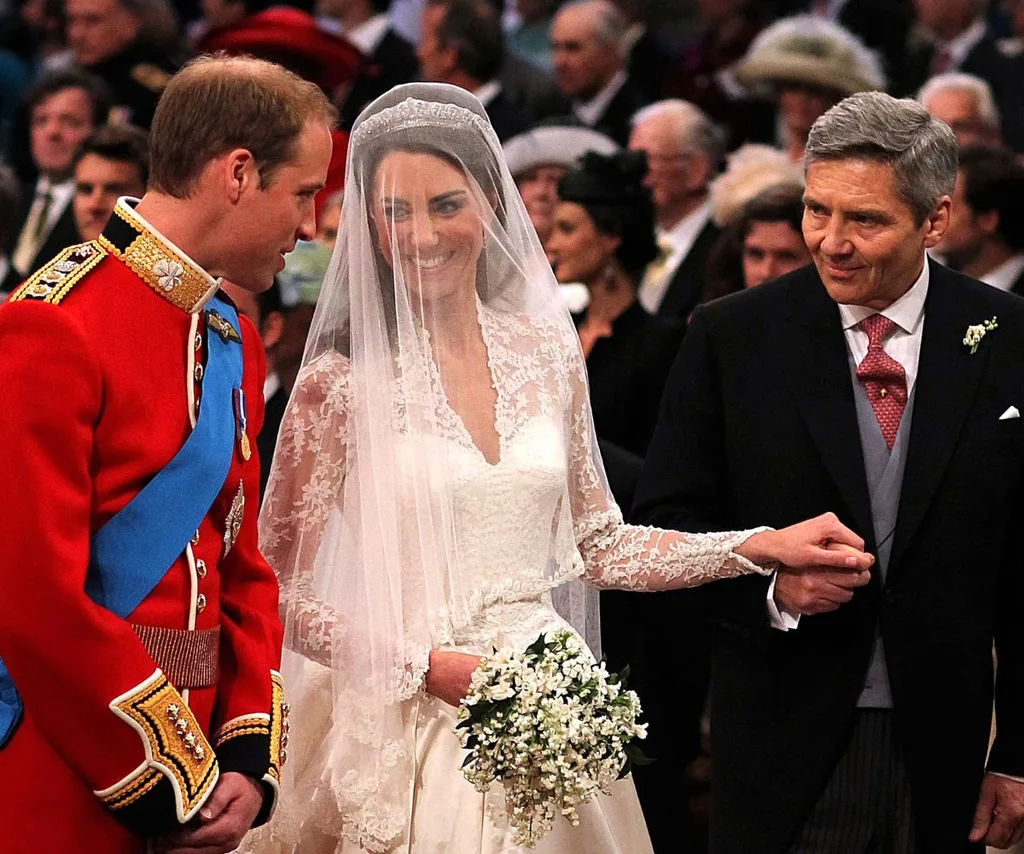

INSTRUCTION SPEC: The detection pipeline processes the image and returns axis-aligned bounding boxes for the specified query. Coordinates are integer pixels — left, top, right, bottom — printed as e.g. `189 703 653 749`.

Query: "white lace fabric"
252 84 771 854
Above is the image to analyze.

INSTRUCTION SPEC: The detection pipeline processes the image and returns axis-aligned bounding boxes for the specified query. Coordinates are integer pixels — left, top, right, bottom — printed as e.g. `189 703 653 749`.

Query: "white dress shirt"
981 254 1024 293
347 13 391 54
474 79 502 108
638 200 713 314
572 70 627 128
940 17 987 70
768 260 930 630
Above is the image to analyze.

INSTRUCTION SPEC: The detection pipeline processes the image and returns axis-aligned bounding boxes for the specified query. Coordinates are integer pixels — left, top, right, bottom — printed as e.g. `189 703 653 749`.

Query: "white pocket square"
1000 406 1020 421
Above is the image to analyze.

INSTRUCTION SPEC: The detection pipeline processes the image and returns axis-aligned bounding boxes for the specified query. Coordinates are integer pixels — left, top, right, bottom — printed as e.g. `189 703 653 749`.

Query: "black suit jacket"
585 300 684 457
481 89 533 142
1011 264 1024 297
4 188 81 285
338 29 419 131
633 262 1024 854
588 76 649 147
896 30 1019 147
654 219 720 322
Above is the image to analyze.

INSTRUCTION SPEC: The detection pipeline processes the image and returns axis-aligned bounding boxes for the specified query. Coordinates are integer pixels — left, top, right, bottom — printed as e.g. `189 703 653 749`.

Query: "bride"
244 83 872 854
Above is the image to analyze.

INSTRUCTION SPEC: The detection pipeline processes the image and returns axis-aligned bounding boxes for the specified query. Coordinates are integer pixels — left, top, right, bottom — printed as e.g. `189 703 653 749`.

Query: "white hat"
733 15 885 99
503 125 620 178
709 144 804 227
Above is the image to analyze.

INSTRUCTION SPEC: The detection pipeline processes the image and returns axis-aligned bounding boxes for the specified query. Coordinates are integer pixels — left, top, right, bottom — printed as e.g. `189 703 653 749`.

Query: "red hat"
198 7 363 95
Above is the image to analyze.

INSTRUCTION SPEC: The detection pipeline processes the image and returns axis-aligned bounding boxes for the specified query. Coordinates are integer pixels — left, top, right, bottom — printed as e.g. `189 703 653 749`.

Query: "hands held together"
737 513 875 617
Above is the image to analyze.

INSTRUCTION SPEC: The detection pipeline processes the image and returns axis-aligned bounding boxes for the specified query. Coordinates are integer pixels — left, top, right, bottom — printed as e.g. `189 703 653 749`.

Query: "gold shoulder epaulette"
131 63 172 94
9 242 107 305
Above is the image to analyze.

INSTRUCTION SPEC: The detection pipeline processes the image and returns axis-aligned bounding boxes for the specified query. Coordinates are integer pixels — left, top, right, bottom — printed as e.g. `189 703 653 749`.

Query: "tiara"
351 97 498 147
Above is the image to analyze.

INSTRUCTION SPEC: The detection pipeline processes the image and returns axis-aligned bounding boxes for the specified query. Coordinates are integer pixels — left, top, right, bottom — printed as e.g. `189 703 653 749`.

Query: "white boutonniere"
963 316 998 354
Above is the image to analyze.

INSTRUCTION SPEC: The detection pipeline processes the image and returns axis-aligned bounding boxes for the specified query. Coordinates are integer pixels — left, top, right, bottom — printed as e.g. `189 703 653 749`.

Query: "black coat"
338 29 419 131
654 219 720 322
587 76 649 147
481 89 533 142
85 40 179 130
633 261 1024 854
584 300 684 458
4 189 81 288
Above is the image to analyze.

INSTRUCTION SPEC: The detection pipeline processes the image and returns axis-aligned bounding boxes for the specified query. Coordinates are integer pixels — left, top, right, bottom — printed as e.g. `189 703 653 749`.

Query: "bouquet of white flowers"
456 630 649 848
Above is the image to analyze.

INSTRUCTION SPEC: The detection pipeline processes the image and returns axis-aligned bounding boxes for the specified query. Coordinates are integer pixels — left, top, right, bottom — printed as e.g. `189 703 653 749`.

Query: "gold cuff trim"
98 766 163 811
9 242 106 304
105 670 219 823
214 713 270 746
132 624 220 689
268 671 289 784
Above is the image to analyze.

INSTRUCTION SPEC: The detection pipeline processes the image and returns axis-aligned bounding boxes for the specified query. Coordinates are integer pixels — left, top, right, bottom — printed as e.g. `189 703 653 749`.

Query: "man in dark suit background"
322 0 419 130
549 0 648 146
937 144 1024 297
629 98 722 322
635 91 1024 853
417 0 532 142
4 69 109 293
896 0 1023 149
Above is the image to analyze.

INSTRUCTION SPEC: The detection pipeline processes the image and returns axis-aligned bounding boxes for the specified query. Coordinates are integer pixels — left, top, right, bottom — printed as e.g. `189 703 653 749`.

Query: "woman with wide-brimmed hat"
732 15 885 162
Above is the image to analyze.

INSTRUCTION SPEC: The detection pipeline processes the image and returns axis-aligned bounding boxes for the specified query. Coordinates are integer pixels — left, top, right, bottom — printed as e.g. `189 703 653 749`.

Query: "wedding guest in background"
629 99 723 322
704 183 810 301
707 141 803 230
417 0 531 141
732 15 885 162
4 68 109 291
503 121 618 262
548 150 679 458
918 72 1003 149
315 189 343 248
71 123 148 241
0 164 20 299
938 144 1024 295
550 0 648 146
504 0 559 72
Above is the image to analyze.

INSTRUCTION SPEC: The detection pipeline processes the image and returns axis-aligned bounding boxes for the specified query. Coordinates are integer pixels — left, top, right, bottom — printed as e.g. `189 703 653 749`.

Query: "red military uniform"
0 200 286 853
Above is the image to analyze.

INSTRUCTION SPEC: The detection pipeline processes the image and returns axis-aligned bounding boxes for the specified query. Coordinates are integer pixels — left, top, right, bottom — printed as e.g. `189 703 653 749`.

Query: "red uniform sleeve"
210 315 286 824
0 302 219 836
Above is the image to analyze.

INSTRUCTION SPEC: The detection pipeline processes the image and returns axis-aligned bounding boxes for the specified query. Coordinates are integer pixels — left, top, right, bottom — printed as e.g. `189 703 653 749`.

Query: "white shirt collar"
981 253 1024 292
474 79 502 108
36 175 75 217
941 17 987 69
347 13 390 55
573 70 627 127
264 371 282 402
838 258 929 334
622 22 644 54
660 200 712 256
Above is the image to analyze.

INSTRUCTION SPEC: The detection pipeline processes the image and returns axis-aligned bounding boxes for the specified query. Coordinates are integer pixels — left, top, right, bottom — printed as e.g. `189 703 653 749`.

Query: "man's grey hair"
918 72 1001 131
805 91 958 224
631 99 725 171
560 0 626 55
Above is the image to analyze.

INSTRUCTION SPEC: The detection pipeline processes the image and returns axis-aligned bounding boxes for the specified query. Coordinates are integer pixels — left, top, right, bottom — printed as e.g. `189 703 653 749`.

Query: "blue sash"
0 296 244 746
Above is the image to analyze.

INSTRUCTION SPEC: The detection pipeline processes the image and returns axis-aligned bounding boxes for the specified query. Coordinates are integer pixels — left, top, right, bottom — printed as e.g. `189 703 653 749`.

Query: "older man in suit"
635 91 1024 853
629 99 723 322
550 0 648 146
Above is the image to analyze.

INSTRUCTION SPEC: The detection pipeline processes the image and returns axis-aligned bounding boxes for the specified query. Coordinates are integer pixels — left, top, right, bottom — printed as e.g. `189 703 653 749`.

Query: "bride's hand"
424 649 484 708
735 513 875 572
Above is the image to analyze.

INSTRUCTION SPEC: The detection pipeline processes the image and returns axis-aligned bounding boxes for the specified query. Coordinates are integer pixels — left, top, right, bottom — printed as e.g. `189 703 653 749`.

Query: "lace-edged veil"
258 83 611 851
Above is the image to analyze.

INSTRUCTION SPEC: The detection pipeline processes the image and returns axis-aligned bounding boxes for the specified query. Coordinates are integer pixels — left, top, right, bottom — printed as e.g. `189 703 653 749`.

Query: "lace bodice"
260 304 770 662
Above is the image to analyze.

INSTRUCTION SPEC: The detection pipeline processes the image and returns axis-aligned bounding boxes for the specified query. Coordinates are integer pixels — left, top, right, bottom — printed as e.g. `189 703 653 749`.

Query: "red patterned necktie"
855 314 907 451
930 45 954 76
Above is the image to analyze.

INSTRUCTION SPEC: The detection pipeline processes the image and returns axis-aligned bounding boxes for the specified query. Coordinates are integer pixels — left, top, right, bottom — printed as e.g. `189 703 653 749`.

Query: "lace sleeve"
258 352 351 666
565 343 775 592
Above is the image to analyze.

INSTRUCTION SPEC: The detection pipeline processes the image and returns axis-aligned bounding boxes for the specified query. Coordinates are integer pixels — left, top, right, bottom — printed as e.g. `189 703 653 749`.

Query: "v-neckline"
430 297 504 467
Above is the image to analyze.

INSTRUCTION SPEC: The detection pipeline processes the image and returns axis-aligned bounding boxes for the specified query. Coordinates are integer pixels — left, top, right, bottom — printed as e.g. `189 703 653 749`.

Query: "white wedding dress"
246 305 769 854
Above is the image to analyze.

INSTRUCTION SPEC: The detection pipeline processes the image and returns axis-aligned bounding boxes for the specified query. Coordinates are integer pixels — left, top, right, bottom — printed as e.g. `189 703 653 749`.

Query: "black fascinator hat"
558 151 658 279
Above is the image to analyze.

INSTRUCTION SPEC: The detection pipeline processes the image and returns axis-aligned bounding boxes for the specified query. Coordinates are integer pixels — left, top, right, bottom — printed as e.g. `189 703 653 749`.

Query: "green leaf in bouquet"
626 744 654 767
525 633 549 657
462 752 476 769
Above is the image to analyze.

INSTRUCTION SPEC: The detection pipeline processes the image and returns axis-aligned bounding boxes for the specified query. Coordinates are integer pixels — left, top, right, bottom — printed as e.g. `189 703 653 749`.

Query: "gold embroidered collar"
99 198 220 314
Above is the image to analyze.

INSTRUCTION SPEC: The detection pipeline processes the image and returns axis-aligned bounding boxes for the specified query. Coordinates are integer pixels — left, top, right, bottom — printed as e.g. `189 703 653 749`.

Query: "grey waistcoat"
848 353 916 709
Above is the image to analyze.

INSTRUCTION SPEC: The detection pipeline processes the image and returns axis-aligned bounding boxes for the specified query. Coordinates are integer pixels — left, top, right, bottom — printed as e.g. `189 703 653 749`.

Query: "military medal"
223 482 244 556
233 387 251 461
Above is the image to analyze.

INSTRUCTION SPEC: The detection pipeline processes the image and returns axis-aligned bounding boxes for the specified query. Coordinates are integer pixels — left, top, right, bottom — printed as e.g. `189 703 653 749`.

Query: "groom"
634 91 1024 853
